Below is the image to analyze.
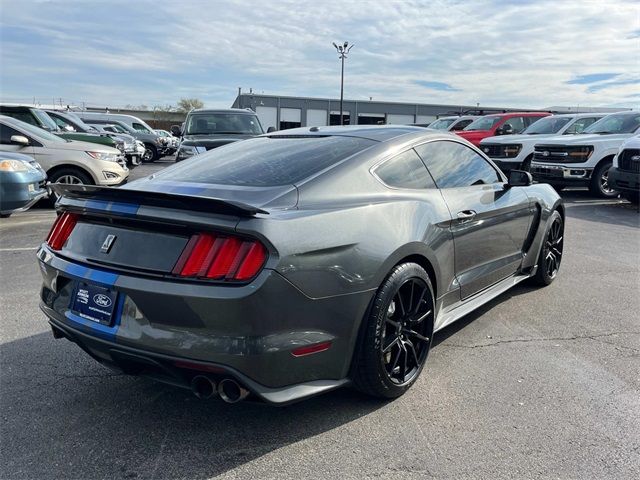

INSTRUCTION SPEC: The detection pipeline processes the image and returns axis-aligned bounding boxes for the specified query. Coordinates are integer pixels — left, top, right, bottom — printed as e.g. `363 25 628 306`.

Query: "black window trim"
411 138 506 188
370 147 438 191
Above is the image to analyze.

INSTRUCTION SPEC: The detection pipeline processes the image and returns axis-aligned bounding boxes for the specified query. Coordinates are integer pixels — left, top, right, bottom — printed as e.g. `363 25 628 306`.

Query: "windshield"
33 109 60 131
185 114 264 135
428 118 456 130
463 116 501 131
64 112 94 131
584 113 640 134
156 136 375 186
522 116 572 134
109 122 135 134
8 117 67 143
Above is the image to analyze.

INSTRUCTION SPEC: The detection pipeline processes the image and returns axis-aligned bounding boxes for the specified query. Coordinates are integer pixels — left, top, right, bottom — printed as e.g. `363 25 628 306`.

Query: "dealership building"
231 93 543 131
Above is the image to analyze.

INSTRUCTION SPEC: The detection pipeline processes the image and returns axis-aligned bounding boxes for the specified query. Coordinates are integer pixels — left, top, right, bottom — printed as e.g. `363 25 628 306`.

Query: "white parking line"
0 247 39 252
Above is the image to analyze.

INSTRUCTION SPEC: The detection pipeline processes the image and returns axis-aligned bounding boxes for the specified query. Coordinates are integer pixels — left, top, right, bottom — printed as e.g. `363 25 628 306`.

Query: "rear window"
157 136 376 186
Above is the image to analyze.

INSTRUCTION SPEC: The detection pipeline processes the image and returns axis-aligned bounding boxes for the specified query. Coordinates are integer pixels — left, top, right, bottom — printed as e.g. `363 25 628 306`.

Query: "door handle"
456 210 477 222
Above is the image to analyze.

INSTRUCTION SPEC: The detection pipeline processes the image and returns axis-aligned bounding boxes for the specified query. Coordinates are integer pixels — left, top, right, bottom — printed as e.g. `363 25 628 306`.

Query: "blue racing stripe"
61 263 119 287
84 199 139 217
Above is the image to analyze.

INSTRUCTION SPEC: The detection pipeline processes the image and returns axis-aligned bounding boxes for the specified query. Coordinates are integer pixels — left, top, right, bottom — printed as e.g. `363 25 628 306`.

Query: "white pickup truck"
479 113 605 174
530 111 640 198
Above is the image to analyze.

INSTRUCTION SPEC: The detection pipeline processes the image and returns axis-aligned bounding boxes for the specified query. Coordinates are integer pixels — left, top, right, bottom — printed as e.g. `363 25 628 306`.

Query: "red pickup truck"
456 112 551 146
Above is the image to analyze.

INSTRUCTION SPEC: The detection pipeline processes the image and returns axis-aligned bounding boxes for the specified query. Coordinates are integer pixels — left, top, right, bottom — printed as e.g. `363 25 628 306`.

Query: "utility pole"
332 41 354 125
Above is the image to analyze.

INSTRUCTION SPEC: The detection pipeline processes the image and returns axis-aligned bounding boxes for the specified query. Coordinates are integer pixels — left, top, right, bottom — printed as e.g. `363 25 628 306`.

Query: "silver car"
0 115 128 190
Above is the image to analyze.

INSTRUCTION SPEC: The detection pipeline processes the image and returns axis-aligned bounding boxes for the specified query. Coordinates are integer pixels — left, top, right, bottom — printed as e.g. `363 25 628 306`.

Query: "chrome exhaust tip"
190 375 217 399
218 378 250 403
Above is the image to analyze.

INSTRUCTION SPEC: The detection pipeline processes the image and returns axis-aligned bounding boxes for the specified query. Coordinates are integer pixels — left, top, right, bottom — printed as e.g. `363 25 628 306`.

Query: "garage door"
307 109 327 126
386 114 415 125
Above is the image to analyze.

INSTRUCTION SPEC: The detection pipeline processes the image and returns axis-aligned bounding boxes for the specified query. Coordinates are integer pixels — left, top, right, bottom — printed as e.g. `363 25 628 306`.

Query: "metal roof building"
231 93 548 131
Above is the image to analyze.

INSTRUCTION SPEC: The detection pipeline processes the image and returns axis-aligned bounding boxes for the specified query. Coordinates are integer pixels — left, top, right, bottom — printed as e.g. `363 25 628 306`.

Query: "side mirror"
498 124 514 135
266 126 276 133
170 125 182 136
508 169 532 187
64 125 75 132
10 135 30 146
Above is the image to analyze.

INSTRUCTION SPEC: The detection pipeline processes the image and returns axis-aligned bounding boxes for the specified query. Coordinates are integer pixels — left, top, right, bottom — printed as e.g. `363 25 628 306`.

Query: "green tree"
177 98 204 113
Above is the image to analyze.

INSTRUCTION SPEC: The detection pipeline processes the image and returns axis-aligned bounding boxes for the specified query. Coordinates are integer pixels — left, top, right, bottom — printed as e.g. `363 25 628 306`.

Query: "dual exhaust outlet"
190 375 249 403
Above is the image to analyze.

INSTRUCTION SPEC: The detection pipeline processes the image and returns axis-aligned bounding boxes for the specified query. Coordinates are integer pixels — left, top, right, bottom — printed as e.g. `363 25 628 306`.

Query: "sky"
1 0 639 110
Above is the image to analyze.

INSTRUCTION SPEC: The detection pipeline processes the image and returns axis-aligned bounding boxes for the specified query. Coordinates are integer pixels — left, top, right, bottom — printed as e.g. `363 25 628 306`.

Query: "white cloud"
1 0 638 108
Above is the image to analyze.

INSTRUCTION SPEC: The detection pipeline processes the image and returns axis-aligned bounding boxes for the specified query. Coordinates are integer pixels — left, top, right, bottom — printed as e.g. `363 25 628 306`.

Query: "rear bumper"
37 246 372 401
609 167 639 193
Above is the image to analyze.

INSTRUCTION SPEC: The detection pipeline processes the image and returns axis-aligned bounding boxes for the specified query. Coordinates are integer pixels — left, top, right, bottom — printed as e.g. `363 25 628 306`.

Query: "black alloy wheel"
353 263 435 398
531 210 564 286
381 278 432 385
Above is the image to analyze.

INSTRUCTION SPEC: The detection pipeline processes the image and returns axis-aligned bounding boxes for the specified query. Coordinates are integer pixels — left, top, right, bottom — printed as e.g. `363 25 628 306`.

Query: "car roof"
189 108 257 115
266 124 447 143
483 111 550 118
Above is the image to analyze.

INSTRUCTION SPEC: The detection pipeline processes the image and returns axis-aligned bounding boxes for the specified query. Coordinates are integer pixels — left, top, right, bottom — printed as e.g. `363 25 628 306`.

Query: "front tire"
589 161 618 198
531 210 564 286
353 263 435 399
47 168 94 205
142 144 158 163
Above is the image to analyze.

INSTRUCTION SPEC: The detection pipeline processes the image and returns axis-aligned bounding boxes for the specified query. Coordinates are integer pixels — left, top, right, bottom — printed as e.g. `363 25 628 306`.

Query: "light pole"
332 41 354 126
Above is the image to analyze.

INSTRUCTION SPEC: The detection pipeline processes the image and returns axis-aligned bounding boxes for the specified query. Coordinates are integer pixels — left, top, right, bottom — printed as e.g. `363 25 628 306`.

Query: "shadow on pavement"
0 330 386 479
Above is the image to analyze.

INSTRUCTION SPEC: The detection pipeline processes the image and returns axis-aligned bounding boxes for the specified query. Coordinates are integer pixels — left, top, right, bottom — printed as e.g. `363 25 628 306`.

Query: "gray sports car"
38 125 564 405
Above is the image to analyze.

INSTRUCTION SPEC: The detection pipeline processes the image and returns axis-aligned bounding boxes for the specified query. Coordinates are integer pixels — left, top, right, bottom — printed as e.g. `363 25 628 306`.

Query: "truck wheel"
589 161 618 198
142 144 158 163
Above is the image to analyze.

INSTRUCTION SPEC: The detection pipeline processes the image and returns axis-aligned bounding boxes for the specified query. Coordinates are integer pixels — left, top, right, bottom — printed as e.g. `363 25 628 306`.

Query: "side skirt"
434 272 531 333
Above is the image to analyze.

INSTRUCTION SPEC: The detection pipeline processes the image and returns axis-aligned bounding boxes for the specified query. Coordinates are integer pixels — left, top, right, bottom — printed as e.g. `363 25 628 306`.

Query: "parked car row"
420 110 640 200
0 114 130 215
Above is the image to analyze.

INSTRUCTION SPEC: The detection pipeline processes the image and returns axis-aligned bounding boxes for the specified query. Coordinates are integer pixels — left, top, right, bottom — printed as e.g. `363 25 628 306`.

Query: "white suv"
479 113 605 174
530 111 640 198
0 116 128 193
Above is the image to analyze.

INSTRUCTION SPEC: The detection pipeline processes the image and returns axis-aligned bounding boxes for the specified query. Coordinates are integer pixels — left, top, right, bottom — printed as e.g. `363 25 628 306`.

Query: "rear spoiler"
50 184 269 217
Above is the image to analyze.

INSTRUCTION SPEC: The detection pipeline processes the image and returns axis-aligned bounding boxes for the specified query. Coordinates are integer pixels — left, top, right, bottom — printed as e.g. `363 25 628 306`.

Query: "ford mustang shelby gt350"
38 125 564 404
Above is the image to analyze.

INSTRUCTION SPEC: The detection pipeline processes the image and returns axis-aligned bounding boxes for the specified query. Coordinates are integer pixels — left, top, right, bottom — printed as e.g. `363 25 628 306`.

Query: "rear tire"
589 161 618 198
530 210 564 286
352 263 435 399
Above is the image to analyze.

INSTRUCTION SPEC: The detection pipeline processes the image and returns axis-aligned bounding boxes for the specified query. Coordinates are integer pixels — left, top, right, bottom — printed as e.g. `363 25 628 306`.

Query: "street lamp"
332 41 354 126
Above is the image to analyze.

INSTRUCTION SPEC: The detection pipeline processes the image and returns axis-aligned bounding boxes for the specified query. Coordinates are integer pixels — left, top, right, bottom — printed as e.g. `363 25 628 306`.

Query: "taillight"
173 233 267 281
45 212 78 250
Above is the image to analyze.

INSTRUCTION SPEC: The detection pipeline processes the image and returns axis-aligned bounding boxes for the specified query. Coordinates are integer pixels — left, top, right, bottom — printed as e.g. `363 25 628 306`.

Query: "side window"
0 124 22 144
415 141 501 188
503 116 526 133
564 117 598 134
524 116 542 127
374 149 436 189
132 122 147 132
451 119 473 131
2 111 37 126
51 116 73 130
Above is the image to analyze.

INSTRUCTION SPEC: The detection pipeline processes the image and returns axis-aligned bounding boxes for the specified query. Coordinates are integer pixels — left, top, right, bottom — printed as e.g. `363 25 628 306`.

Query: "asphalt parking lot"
1 161 639 479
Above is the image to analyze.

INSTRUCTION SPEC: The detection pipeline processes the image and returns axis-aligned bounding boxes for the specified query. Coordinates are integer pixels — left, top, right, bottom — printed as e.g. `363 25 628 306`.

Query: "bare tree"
177 98 204 113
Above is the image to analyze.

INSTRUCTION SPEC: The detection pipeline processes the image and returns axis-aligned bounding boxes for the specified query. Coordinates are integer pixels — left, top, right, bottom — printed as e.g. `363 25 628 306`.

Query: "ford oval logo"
93 294 112 308
631 155 640 161
542 151 549 157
